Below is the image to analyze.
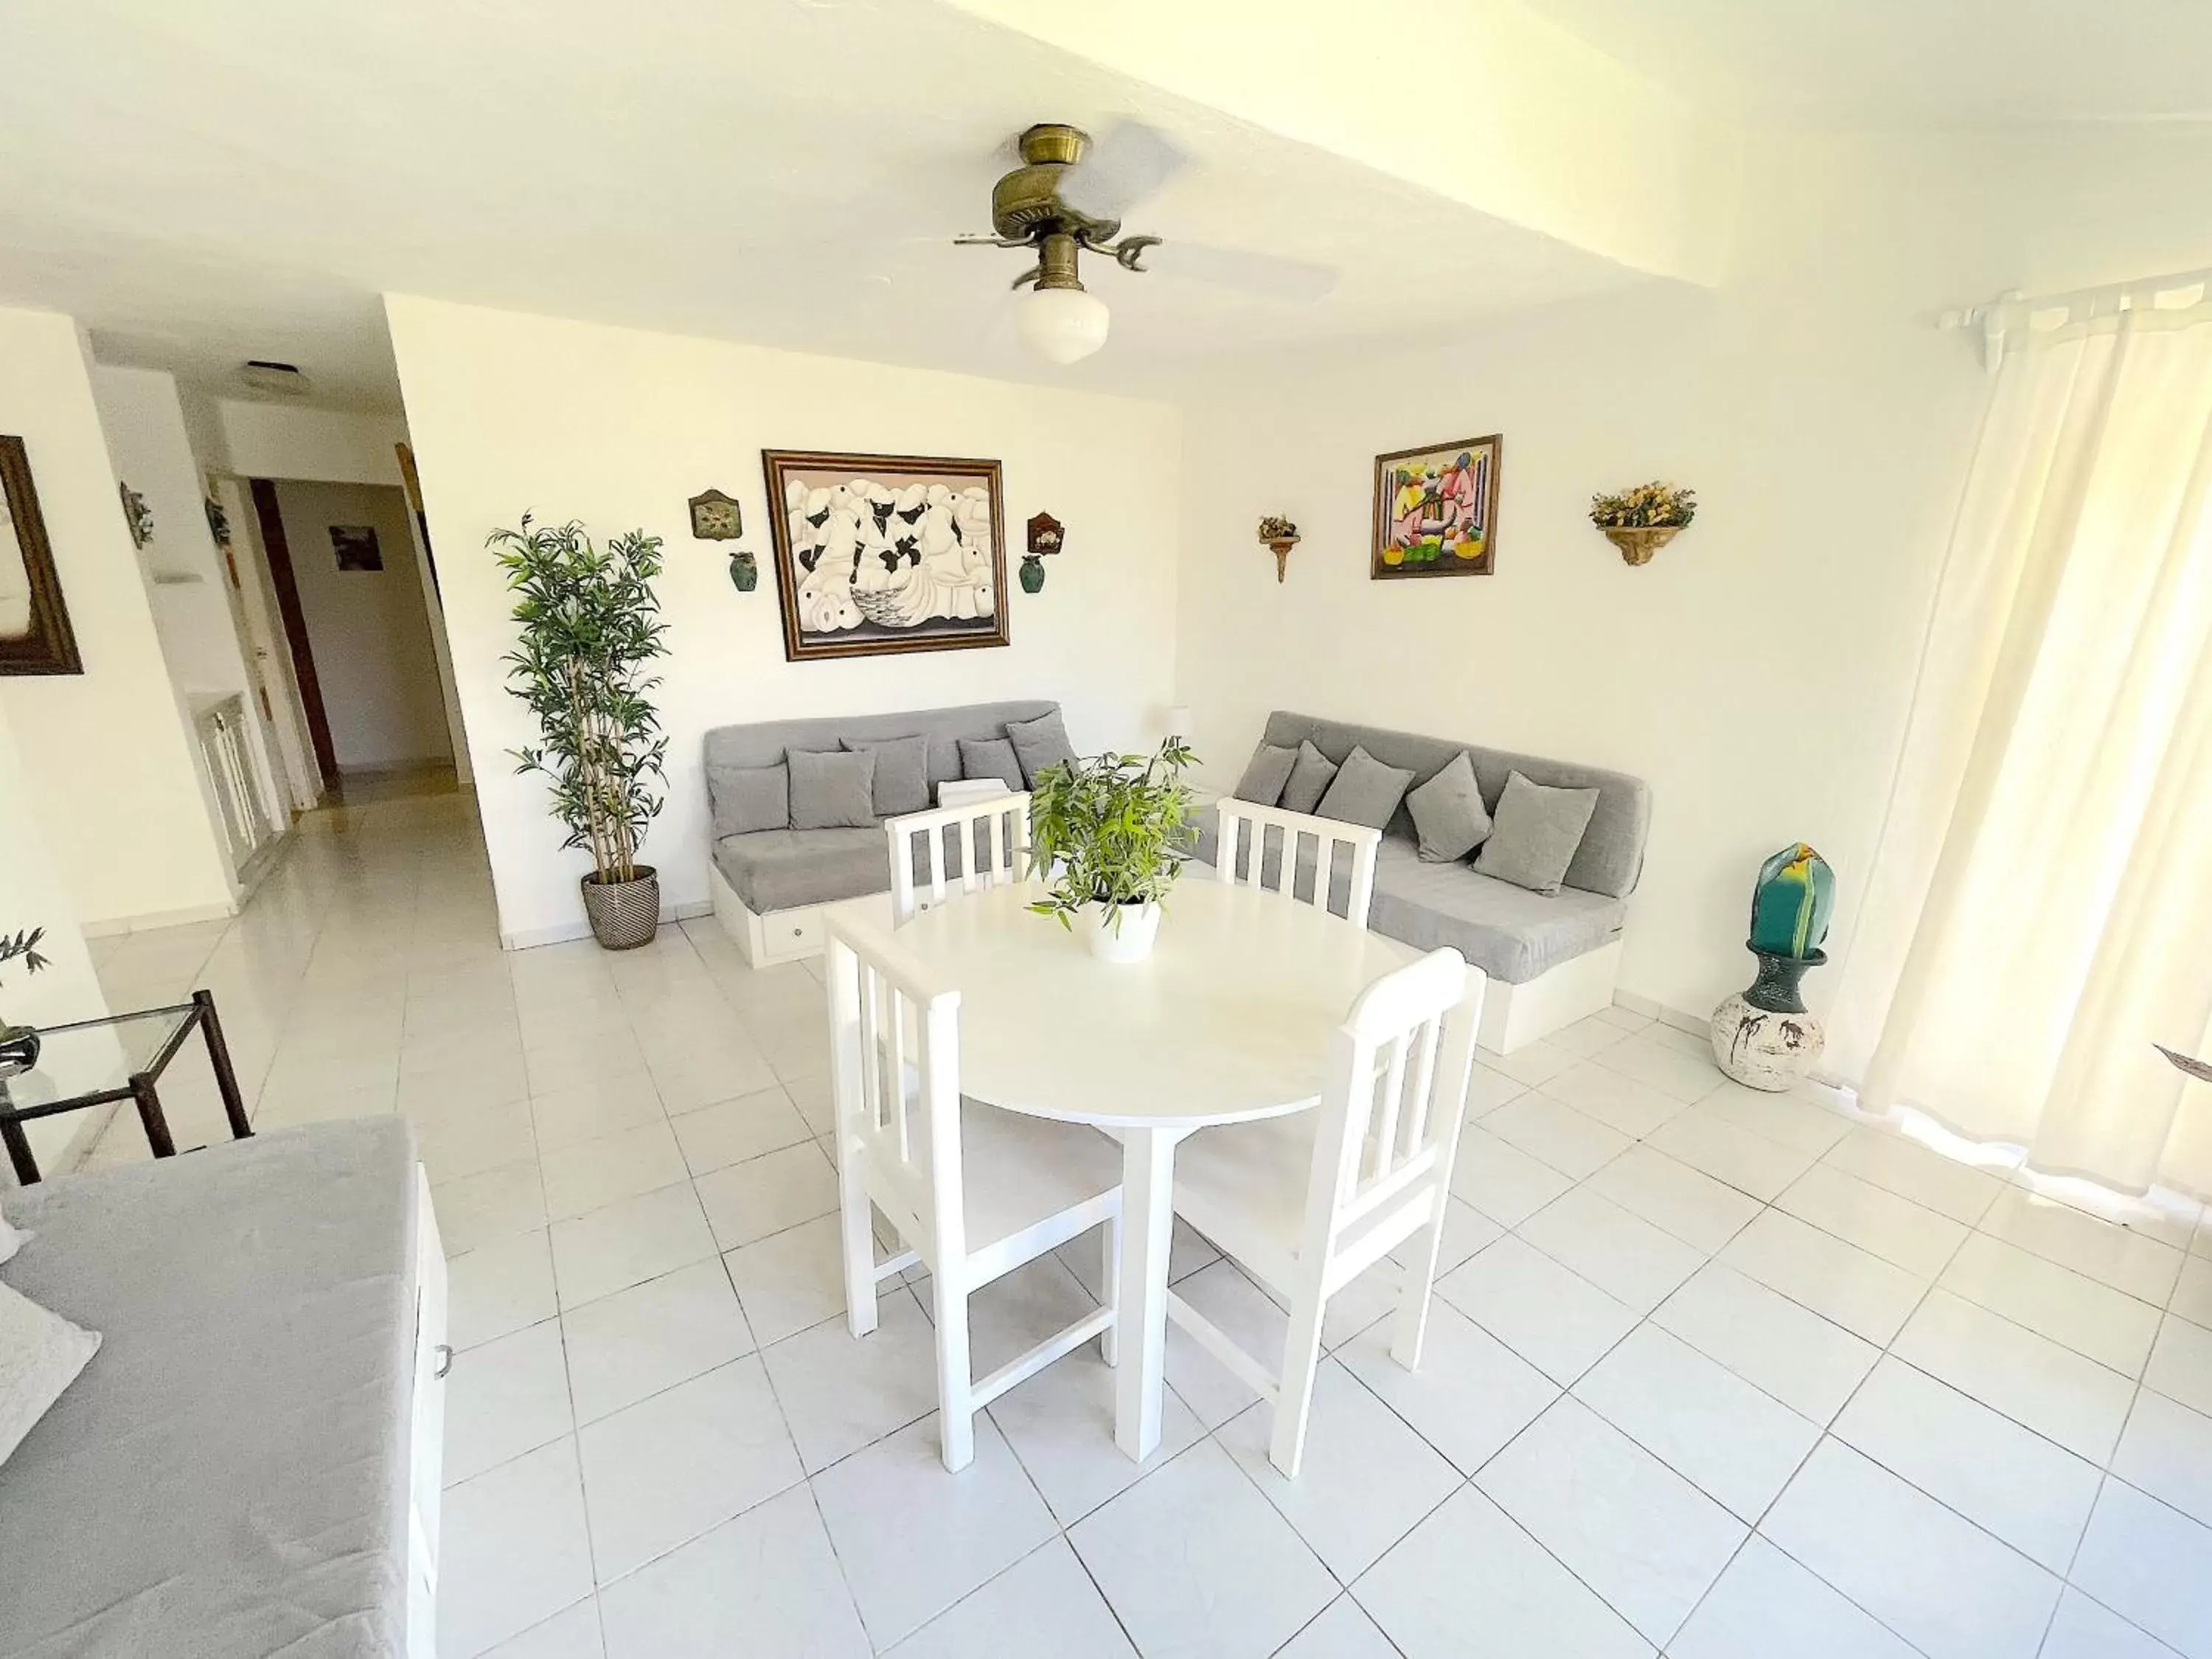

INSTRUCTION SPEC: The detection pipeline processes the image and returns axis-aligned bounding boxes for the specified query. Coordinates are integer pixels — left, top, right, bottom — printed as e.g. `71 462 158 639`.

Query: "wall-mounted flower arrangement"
118 481 154 550
1590 481 1695 566
1257 515 1299 583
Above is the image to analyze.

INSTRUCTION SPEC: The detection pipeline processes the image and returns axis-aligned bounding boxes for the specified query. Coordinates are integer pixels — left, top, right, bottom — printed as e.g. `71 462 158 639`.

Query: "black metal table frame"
0 990 251 1185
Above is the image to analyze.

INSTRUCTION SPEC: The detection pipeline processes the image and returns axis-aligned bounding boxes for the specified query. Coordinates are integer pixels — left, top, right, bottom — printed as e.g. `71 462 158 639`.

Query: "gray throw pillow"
1406 751 1492 863
0 1279 101 1469
842 734 931 817
1279 740 1339 815
707 761 789 838
1005 710 1077 788
1234 742 1297 807
958 736 1026 792
1473 771 1600 895
788 748 877 830
1315 745 1415 830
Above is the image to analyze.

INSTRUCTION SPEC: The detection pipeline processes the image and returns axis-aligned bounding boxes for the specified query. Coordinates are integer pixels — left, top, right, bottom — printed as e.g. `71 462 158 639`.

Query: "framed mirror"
0 436 83 676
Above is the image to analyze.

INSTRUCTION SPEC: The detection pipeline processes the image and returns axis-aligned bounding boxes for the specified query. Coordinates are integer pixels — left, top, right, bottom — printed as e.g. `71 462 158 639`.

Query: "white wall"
217 400 407 486
386 293 1183 947
1170 125 2212 1026
89 364 288 880
273 479 453 771
0 307 234 928
0 698 116 1177
90 366 248 697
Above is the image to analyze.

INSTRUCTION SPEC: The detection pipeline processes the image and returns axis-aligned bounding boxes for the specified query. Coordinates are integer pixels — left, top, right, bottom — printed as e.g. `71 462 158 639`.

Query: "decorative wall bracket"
1257 515 1299 583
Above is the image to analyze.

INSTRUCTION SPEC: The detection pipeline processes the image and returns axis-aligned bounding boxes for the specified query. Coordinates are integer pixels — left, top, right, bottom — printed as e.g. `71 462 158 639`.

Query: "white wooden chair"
1214 799 1382 928
1166 947 1482 1477
826 905 1121 1471
885 792 1032 925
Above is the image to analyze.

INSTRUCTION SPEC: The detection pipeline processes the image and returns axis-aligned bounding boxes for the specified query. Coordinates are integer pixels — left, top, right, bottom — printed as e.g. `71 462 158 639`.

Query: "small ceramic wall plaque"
689 488 742 541
1022 511 1063 592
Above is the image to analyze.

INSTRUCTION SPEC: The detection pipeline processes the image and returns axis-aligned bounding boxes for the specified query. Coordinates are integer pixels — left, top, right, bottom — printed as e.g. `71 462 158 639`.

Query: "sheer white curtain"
1831 287 2212 1199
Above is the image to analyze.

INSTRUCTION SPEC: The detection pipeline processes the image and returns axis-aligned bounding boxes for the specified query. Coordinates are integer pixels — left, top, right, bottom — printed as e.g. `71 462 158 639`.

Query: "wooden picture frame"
0 436 84 676
761 449 1009 662
1371 434 1502 580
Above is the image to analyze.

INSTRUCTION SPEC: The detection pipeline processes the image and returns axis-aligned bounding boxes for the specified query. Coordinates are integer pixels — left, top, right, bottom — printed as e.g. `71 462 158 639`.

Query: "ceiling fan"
956 122 1338 364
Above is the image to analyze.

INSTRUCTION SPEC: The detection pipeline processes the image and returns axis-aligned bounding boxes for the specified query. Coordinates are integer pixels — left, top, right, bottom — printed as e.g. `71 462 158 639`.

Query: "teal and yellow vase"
1711 843 1835 1092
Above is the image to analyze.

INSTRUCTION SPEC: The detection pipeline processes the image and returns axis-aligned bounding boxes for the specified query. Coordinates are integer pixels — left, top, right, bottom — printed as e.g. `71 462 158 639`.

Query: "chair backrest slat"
1213 799 1380 926
827 909 967 1263
886 793 1034 924
1295 949 1479 1265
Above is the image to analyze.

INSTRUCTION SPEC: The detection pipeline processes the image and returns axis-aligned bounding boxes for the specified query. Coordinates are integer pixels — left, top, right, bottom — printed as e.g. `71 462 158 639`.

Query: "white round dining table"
888 877 1413 1460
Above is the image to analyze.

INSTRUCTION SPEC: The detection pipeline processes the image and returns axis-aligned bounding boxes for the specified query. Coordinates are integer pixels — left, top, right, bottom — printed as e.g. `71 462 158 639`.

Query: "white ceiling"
0 0 1644 412
1517 0 2212 129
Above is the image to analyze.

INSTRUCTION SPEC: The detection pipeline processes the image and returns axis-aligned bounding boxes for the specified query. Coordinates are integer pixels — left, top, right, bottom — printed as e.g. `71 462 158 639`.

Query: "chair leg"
1099 1214 1121 1367
932 1265 975 1472
1391 1195 1450 1368
1268 1290 1328 1480
838 1153 879 1338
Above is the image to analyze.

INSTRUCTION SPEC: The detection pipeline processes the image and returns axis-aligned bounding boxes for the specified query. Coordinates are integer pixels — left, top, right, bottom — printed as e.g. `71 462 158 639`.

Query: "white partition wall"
0 307 233 931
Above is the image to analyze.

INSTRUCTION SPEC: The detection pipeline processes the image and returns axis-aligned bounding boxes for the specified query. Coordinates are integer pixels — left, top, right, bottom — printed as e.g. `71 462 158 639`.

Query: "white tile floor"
76 782 2212 1659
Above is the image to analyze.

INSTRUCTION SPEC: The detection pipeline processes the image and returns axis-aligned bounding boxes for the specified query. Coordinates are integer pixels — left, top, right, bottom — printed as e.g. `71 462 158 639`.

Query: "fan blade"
1145 240 1338 304
1060 121 1190 220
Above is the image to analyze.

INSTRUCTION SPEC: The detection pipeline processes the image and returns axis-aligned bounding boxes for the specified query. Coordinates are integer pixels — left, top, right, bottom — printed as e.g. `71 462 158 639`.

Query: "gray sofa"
1199 712 1650 1048
703 699 1059 964
0 1120 439 1658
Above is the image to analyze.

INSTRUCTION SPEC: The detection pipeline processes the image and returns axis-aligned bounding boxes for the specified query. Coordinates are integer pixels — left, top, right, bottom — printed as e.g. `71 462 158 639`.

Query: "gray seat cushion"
0 1120 419 1659
714 827 889 913
1369 841 1624 984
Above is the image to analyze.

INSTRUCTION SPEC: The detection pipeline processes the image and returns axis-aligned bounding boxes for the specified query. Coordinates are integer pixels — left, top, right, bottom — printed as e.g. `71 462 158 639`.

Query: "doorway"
248 478 453 790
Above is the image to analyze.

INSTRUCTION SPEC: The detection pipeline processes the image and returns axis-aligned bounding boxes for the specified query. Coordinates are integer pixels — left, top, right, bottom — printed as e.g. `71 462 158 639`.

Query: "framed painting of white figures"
761 450 1009 661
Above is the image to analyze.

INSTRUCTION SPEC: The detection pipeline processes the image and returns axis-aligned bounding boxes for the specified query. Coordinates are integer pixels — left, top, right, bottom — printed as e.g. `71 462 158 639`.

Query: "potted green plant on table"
1026 739 1199 963
490 515 671 950
0 926 50 1077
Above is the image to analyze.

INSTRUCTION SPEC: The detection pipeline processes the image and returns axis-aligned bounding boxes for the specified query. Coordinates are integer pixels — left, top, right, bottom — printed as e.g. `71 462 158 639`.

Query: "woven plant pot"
582 866 660 950
1599 524 1683 566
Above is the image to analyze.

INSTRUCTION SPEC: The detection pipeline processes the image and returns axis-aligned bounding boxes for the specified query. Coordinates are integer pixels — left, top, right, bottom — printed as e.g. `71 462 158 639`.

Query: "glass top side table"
0 990 251 1184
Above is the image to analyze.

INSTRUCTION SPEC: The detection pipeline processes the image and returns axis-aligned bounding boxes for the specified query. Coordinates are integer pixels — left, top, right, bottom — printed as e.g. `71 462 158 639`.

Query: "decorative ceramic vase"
0 1018 40 1080
1711 946 1826 1091
1264 536 1298 582
728 551 758 593
1019 554 1046 594
581 866 660 950
1085 901 1161 964
1599 524 1680 566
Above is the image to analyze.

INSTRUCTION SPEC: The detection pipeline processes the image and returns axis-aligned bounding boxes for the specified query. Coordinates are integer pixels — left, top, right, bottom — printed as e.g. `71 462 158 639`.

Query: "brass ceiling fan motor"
958 123 1163 295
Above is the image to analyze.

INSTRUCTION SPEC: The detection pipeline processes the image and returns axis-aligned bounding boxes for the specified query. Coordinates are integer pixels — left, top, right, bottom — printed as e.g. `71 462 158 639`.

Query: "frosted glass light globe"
1018 285 1110 364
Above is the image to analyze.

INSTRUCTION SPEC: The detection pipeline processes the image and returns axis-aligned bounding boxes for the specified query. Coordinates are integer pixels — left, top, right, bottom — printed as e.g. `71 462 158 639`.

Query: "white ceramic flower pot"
1085 901 1161 964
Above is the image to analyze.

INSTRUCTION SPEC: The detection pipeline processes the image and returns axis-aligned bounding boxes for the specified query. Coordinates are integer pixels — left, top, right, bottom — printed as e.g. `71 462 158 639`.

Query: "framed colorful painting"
761 450 1009 661
1371 434 1501 580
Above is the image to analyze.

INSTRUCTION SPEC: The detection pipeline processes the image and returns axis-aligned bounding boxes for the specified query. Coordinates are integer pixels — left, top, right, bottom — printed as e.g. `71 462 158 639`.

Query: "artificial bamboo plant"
489 515 670 886
1025 739 1199 931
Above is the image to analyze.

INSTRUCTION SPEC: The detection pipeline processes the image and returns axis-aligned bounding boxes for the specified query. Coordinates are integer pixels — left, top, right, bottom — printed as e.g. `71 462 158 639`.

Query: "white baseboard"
1612 987 1710 1036
80 900 238 939
500 897 713 953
